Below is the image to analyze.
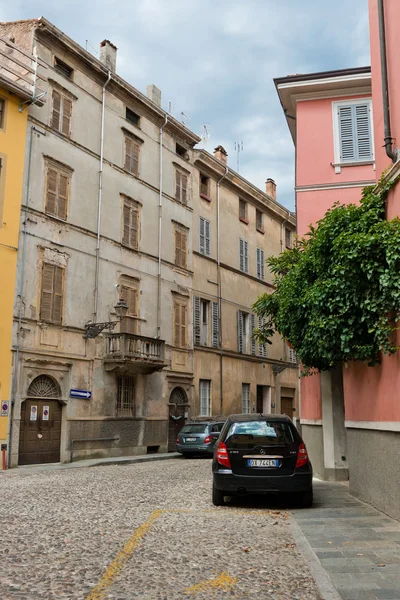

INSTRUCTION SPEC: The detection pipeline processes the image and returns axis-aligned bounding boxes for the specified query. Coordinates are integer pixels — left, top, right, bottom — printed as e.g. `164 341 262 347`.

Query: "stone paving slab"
292 480 400 600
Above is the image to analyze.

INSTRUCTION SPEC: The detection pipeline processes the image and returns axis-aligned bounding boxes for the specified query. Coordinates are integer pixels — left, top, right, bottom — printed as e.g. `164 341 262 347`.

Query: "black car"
176 419 226 457
212 414 313 507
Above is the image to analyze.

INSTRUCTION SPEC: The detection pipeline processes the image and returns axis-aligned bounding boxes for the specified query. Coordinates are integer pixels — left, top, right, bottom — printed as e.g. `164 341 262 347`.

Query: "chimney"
266 178 276 201
214 145 228 165
146 84 161 108
99 40 117 73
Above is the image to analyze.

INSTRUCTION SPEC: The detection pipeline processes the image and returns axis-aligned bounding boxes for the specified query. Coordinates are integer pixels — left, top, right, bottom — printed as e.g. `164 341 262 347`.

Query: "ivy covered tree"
253 182 400 373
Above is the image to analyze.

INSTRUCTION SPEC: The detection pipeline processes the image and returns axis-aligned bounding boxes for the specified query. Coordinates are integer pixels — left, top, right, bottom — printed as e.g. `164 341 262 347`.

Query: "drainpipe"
216 166 228 413
280 213 291 253
378 0 397 163
9 125 46 467
156 115 168 338
93 71 112 322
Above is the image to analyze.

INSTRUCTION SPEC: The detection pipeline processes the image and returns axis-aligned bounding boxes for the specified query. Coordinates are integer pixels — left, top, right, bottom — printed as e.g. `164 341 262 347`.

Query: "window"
40 263 64 324
242 383 250 413
239 199 247 221
124 135 140 176
238 311 256 354
199 217 210 256
256 210 264 232
116 376 135 417
51 89 72 136
194 296 218 347
334 100 373 163
285 228 292 249
174 299 188 347
199 380 211 416
175 228 188 269
256 248 265 280
176 143 188 159
239 238 248 273
126 107 140 127
258 315 268 358
122 198 139 250
54 57 73 79
226 420 294 444
200 174 210 198
175 170 188 205
45 161 71 221
288 345 297 364
120 284 139 335
0 98 4 129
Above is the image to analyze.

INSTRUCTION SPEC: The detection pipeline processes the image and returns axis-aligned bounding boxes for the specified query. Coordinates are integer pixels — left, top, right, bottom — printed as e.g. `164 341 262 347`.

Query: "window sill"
331 160 375 174
256 227 265 235
239 217 249 224
199 250 211 258
123 168 140 178
200 193 212 202
121 242 139 252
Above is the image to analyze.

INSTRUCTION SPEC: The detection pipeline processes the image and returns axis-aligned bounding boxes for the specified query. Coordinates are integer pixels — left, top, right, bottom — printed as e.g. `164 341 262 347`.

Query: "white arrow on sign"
70 390 92 399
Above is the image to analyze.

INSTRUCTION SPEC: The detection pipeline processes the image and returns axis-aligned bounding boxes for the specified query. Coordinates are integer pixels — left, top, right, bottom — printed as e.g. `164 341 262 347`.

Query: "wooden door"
281 396 294 418
256 386 263 413
19 400 62 465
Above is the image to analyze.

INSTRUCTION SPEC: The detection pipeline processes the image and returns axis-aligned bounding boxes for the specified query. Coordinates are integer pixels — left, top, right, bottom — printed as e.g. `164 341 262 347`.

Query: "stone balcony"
104 333 167 374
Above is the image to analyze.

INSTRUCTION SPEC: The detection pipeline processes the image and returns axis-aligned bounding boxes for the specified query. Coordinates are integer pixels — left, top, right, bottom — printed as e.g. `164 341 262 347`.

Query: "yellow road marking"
86 509 163 600
184 572 238 595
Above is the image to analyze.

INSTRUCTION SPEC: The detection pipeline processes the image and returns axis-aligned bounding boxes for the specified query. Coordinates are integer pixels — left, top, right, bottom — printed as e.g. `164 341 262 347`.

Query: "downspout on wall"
216 166 228 414
378 0 397 163
93 71 112 322
156 115 168 338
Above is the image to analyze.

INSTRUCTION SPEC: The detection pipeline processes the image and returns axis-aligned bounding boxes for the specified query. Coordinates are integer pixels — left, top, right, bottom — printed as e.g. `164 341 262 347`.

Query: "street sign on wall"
1 401 9 417
70 389 92 399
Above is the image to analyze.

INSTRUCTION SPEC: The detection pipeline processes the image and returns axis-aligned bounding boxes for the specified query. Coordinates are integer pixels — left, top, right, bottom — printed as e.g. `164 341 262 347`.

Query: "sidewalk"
291 480 400 600
2 451 181 474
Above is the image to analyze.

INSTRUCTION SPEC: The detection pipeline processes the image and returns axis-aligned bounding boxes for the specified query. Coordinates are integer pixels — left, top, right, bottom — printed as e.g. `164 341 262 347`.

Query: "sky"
0 0 370 210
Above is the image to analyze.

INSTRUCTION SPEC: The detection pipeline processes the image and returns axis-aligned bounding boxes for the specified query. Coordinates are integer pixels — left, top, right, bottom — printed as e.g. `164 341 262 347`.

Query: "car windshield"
226 421 294 446
180 424 208 434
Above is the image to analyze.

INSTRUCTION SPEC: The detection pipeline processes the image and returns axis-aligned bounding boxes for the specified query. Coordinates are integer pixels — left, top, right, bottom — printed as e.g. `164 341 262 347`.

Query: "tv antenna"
200 124 210 148
181 111 190 126
234 141 244 173
168 101 173 114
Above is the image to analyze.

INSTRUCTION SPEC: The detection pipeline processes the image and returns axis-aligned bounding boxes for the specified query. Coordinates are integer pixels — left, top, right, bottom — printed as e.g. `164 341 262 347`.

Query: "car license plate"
247 459 278 467
185 437 197 442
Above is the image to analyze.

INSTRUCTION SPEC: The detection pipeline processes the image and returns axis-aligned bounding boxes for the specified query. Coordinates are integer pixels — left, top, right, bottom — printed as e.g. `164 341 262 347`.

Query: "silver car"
176 420 226 457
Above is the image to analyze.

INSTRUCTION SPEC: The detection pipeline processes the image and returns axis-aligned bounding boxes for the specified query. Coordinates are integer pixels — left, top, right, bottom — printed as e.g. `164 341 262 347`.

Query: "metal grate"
27 375 60 398
116 376 135 417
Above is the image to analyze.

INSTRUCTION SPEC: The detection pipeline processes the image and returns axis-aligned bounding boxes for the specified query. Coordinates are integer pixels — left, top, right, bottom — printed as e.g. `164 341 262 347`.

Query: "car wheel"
182 453 191 459
300 488 313 508
212 483 225 506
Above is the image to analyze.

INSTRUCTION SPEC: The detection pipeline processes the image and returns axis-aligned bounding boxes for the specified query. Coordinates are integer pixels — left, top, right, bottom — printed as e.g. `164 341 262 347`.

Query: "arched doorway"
19 375 62 465
168 387 188 452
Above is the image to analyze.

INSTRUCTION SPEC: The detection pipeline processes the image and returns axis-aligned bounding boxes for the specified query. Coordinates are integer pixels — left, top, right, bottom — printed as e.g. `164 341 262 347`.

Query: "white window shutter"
237 310 243 353
258 315 267 357
205 219 210 256
211 302 219 348
193 296 201 345
355 104 373 160
250 313 256 355
338 105 355 161
260 249 264 280
199 218 205 254
244 241 248 273
239 239 244 271
256 248 261 279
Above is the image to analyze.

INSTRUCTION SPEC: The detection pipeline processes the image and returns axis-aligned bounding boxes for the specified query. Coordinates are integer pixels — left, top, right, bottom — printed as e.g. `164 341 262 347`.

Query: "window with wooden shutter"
239 239 248 273
51 89 72 137
242 383 250 413
124 136 140 176
258 315 268 358
122 199 139 249
239 199 247 221
199 217 210 256
174 300 188 348
238 310 244 353
336 100 373 163
199 379 211 416
200 174 210 198
175 229 187 269
40 263 64 324
256 209 263 232
175 170 188 205
193 296 201 346
256 248 264 280
45 161 71 221
250 314 256 356
0 99 5 129
285 228 292 249
120 285 139 334
211 302 219 348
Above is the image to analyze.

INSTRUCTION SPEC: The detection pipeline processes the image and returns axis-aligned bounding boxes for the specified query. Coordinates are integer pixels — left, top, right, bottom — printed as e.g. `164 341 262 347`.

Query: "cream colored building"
1 17 297 466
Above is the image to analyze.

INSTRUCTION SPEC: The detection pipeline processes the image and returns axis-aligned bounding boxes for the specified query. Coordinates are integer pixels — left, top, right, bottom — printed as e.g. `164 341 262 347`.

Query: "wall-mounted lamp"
83 298 128 339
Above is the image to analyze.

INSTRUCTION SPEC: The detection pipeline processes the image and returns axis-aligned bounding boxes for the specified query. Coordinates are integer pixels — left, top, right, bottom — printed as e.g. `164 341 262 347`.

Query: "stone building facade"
1 17 297 466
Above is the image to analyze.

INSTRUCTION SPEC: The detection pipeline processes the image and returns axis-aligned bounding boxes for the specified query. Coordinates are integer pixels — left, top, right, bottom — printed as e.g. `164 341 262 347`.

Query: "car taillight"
216 442 231 469
296 443 308 468
176 437 180 444
204 435 212 444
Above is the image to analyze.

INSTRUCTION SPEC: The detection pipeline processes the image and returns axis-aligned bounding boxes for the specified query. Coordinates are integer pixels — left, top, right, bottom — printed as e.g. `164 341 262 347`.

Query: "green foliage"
253 179 400 373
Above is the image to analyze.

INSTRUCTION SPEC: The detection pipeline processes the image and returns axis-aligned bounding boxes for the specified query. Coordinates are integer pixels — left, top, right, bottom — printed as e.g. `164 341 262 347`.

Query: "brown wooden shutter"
181 174 188 205
53 266 63 324
51 90 61 130
46 168 58 216
125 137 132 172
174 302 181 346
132 141 139 176
180 304 187 347
180 232 187 268
40 264 54 322
62 97 72 136
121 285 138 334
175 230 181 266
123 203 131 245
175 171 181 201
131 208 139 249
58 174 68 220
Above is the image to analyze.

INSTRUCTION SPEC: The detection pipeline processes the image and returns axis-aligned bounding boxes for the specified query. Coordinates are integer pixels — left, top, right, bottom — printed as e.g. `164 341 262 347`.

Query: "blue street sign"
70 389 92 399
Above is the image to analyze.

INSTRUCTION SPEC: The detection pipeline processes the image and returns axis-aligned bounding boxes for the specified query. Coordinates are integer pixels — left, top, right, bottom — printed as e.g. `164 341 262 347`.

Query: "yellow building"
0 35 45 466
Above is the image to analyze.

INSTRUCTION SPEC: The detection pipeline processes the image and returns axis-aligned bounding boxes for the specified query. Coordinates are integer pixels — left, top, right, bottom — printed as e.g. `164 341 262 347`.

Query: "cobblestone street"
0 458 322 600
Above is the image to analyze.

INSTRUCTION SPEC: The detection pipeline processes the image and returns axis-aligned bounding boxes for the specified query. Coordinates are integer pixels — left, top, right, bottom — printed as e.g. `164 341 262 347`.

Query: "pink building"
275 0 400 519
